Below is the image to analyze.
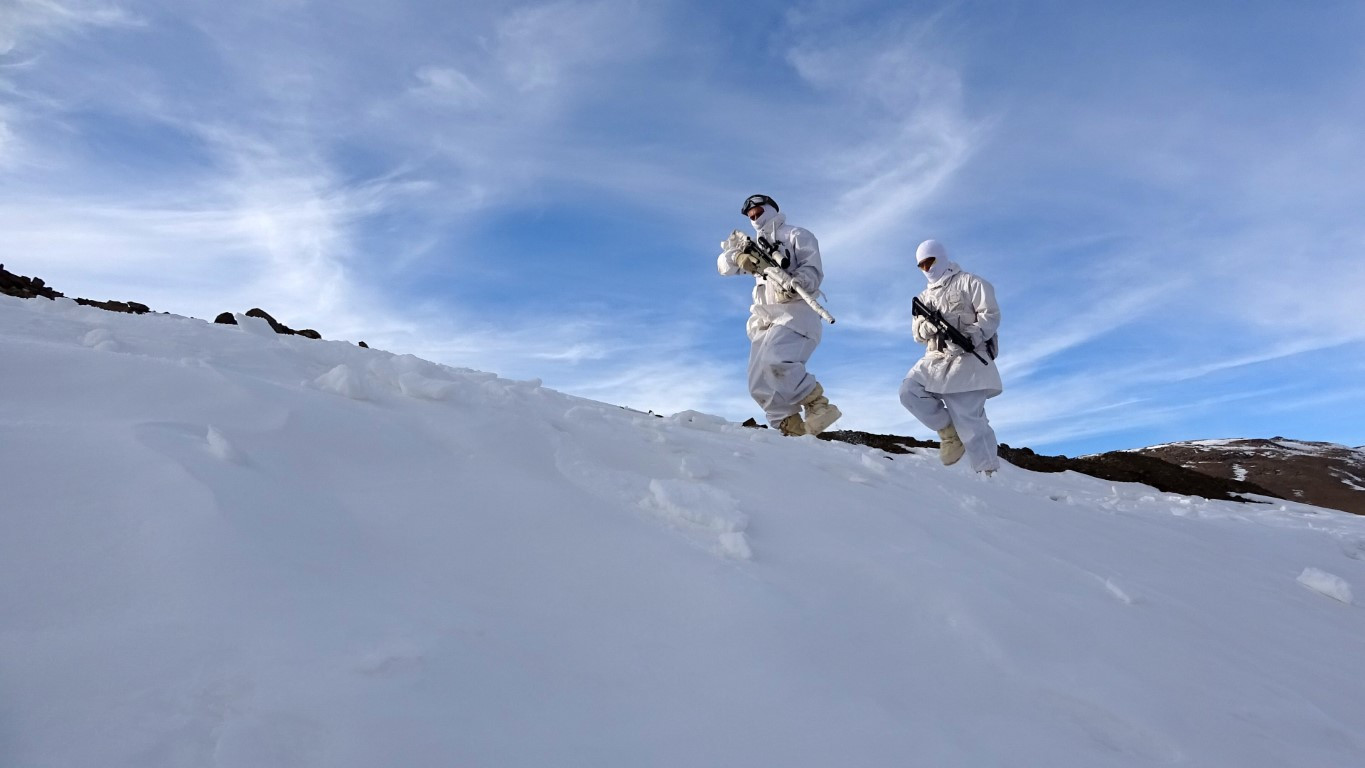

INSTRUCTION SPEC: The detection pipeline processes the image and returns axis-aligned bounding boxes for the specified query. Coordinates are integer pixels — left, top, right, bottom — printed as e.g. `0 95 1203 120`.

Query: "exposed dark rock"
1 264 63 300
815 428 1281 506
3 264 153 314
1132 438 1364 516
74 299 151 315
819 429 932 454
4 264 325 337
243 308 322 339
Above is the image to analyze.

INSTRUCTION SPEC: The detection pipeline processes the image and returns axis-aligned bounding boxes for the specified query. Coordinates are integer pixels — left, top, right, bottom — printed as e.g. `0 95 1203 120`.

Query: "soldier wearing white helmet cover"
718 194 841 436
899 239 1002 474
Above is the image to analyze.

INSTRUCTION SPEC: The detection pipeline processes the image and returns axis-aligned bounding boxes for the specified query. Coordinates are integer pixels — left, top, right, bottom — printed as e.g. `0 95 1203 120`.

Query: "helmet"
741 194 779 215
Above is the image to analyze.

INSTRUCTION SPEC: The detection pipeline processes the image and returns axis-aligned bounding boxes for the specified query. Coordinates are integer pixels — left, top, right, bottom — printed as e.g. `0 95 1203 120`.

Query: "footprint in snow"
81 327 123 352
552 433 753 560
643 478 753 560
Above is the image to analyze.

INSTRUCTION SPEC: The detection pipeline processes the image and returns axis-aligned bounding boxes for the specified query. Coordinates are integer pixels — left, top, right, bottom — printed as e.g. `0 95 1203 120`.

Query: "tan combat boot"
800 383 843 435
937 424 965 466
778 412 807 436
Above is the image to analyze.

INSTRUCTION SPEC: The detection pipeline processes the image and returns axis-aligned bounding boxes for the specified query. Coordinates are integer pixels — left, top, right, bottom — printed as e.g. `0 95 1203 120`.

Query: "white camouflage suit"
900 248 1003 472
717 210 825 428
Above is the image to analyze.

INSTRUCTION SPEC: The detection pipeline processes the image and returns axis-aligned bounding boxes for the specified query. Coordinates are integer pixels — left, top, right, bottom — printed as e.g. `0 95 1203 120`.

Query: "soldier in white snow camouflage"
718 194 841 436
900 239 1002 474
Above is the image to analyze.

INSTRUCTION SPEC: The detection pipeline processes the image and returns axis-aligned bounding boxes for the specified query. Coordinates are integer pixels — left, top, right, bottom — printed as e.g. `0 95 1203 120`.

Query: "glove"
723 230 749 252
912 315 935 343
763 267 798 302
736 250 762 274
763 266 791 288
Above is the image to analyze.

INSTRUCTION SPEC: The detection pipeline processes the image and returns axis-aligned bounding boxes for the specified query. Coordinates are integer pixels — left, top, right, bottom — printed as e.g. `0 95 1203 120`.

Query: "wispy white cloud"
0 0 137 55
0 108 17 169
411 66 485 108
781 8 986 265
494 0 653 94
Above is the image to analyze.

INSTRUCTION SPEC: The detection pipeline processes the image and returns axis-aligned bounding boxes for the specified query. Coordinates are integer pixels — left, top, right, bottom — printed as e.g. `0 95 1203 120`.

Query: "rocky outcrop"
1 264 59 299
1130 438 1365 516
2 264 316 336
213 308 322 339
1 264 150 314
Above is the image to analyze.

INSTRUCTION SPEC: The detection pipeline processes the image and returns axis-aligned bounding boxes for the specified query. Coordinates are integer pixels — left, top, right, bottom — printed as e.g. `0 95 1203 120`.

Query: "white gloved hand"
763 266 791 288
763 267 798 301
912 315 936 343
724 230 750 252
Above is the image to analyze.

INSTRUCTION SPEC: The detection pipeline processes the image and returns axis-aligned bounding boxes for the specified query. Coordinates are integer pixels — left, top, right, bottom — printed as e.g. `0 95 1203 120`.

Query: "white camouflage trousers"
898 377 1001 472
749 324 819 427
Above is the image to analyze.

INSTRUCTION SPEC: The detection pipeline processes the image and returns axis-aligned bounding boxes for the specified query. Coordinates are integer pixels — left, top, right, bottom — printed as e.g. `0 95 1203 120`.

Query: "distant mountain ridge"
1129 438 1365 516
812 429 1286 508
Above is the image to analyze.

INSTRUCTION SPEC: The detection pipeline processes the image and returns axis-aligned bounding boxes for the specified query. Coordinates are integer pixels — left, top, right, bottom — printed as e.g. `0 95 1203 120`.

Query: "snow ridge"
4 295 1365 768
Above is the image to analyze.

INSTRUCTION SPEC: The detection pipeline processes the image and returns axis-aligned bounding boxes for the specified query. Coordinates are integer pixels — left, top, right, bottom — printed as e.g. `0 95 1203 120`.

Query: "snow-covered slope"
4 295 1365 768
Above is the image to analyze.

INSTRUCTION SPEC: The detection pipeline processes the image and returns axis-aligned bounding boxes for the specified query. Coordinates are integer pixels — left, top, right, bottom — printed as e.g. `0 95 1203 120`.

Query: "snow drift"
3 295 1364 767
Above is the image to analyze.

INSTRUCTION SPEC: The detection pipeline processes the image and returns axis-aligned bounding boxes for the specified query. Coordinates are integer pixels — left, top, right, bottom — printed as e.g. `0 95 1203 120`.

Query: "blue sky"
4 0 1363 455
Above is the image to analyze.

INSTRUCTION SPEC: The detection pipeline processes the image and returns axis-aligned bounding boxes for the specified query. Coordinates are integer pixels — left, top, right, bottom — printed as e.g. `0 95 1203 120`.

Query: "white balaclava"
750 205 782 236
916 239 953 283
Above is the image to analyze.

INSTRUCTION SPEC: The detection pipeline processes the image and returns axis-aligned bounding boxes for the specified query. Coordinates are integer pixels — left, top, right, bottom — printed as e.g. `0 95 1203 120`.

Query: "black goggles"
741 194 778 215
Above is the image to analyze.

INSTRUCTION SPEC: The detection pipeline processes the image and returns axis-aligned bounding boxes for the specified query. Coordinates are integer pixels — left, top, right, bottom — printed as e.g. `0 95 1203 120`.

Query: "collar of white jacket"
750 209 785 238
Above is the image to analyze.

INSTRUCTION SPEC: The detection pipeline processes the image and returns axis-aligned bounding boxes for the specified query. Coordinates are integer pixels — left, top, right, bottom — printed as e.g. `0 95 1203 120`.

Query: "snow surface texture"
4 294 1365 768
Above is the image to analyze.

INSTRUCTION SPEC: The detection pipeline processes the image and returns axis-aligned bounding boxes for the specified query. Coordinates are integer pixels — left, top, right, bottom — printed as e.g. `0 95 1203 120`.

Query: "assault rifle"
728 230 835 324
912 296 989 365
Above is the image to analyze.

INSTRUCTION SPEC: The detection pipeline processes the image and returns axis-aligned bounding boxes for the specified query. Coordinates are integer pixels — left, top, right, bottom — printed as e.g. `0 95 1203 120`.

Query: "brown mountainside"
1130 438 1365 516
813 429 1284 507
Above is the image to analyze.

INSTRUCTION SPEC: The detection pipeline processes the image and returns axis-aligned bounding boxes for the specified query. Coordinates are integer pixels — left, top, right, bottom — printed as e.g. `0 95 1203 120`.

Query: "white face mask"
922 259 951 283
749 206 778 233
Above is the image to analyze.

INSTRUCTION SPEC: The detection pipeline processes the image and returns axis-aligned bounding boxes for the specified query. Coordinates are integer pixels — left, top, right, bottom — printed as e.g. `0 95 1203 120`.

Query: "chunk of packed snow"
233 312 280 337
313 363 372 400
205 425 245 464
397 371 457 401
667 410 730 432
1297 568 1354 604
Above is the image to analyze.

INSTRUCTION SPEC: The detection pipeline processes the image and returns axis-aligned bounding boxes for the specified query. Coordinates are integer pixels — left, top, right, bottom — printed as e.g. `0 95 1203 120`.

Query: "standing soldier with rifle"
899 239 1003 474
718 194 841 436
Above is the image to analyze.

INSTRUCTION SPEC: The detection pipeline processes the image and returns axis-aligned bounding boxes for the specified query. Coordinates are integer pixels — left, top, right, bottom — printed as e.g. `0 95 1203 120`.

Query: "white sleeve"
718 248 743 276
963 275 1000 345
787 229 823 293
